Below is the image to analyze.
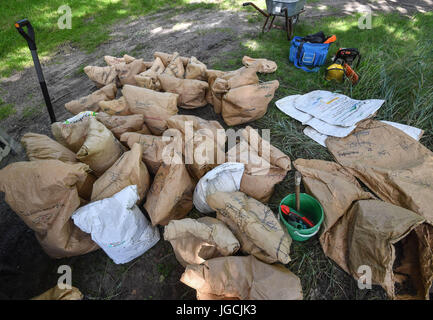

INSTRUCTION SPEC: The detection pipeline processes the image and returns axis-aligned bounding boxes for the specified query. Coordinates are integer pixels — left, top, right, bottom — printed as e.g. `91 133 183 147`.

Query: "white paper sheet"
294 90 385 127
275 94 357 137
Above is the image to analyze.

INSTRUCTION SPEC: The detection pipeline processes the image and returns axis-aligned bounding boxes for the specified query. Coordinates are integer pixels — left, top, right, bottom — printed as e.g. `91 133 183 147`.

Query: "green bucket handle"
294 228 320 238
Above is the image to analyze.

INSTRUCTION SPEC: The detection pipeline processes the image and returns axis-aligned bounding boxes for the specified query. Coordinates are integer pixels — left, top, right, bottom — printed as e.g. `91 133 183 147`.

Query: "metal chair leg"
268 15 276 32
262 16 270 33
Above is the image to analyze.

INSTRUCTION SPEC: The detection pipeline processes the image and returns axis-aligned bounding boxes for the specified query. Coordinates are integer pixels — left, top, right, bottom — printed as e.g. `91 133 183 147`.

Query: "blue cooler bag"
289 36 330 72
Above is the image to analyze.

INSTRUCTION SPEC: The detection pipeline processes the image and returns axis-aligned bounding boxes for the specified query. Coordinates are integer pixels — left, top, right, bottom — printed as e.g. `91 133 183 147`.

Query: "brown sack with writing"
347 200 433 300
98 96 131 116
154 51 189 68
122 84 179 135
207 191 292 264
227 127 290 202
51 117 91 153
163 217 240 267
96 112 144 139
215 67 259 93
0 160 99 258
221 80 279 126
166 115 226 180
158 74 209 109
120 132 170 174
104 55 126 66
185 56 207 81
21 132 77 163
242 56 277 73
215 212 278 264
114 59 147 86
162 52 185 78
134 57 165 91
65 83 117 115
181 255 303 300
326 119 433 222
91 143 150 201
144 163 195 226
32 286 83 300
84 65 118 88
205 69 226 114
21 132 96 201
75 117 124 176
293 158 374 273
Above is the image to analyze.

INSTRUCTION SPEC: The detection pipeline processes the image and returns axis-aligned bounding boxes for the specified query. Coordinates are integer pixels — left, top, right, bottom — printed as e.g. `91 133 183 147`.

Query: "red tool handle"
280 205 315 228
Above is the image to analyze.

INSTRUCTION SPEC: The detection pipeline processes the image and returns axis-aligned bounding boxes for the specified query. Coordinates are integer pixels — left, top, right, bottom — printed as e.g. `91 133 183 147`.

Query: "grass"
0 99 16 120
0 0 264 78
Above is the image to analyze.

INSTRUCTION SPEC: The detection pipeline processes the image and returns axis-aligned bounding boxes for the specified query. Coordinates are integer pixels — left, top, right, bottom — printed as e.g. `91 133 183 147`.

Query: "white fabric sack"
193 162 245 213
72 185 160 264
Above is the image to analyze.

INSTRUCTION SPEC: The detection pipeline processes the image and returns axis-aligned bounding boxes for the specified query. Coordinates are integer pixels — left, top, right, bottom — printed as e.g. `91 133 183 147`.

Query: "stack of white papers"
275 90 423 146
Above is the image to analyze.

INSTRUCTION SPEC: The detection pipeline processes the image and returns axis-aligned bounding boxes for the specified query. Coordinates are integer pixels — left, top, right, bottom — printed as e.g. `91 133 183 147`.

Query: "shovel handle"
15 19 36 50
295 171 301 212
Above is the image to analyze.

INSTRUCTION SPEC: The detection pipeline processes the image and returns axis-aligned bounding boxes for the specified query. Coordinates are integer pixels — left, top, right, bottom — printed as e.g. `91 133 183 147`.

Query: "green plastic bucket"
279 193 324 242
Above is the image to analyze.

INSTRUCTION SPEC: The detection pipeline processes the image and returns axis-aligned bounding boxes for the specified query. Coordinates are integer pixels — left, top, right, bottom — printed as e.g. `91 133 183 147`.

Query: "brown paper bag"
346 200 432 300
221 80 279 126
326 120 433 222
163 216 240 267
162 52 185 78
76 117 124 176
0 160 99 258
206 69 227 114
166 115 223 137
104 55 126 66
51 118 90 153
180 255 303 300
32 286 83 300
293 158 374 273
242 125 291 170
76 172 97 201
154 51 189 67
217 67 259 91
84 65 118 88
158 74 209 109
167 115 226 180
21 132 77 163
136 123 152 135
21 132 96 201
96 112 144 139
122 84 179 135
227 127 290 202
216 212 277 264
104 54 145 66
144 163 195 226
65 83 117 115
134 57 165 91
120 132 169 174
98 96 131 116
91 143 150 201
242 56 277 73
185 56 207 81
114 59 147 86
134 71 161 91
207 191 292 264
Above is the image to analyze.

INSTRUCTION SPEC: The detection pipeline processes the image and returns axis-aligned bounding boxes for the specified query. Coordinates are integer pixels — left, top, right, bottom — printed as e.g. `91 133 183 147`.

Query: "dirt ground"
0 0 430 300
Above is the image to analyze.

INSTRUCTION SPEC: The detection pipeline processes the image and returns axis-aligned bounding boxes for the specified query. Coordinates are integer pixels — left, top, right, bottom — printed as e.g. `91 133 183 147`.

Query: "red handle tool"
281 205 315 228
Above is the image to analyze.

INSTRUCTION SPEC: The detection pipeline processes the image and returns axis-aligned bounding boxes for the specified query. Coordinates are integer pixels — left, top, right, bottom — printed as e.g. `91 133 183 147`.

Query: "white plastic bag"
193 162 245 213
72 185 160 264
